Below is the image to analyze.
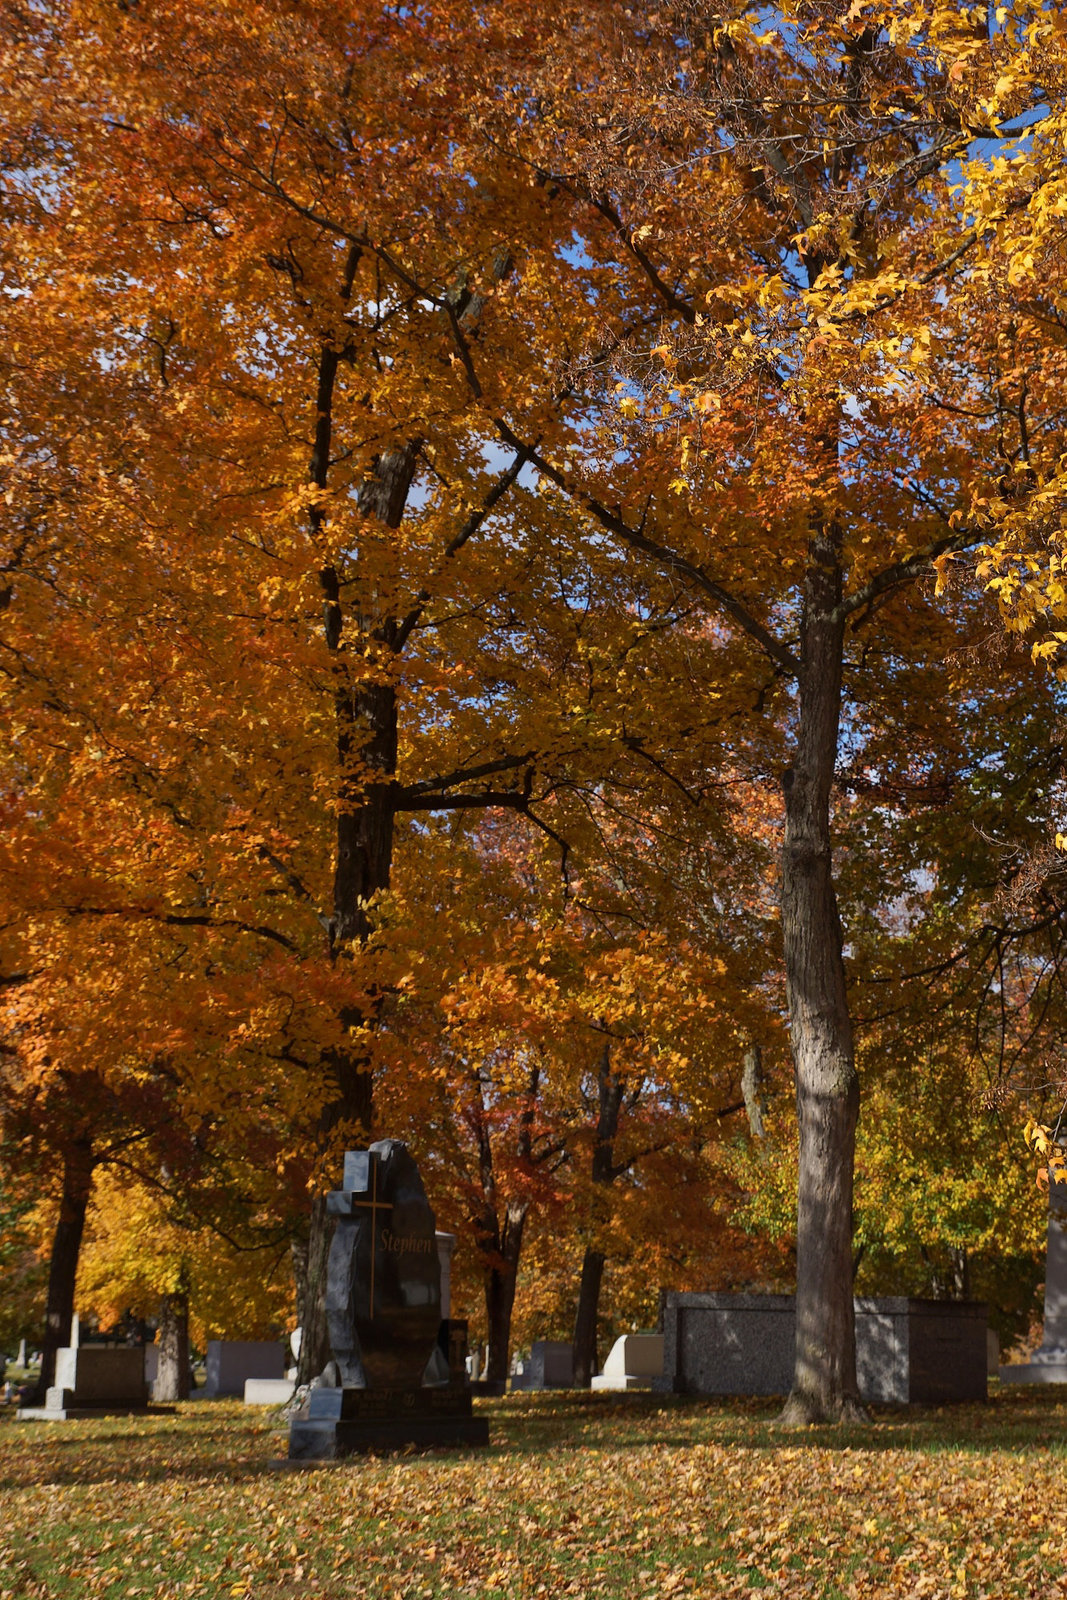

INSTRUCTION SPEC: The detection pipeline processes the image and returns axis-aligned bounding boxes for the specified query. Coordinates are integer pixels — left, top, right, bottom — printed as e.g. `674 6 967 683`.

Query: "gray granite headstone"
287 1141 487 1458
509 1340 574 1390
1001 1168 1067 1384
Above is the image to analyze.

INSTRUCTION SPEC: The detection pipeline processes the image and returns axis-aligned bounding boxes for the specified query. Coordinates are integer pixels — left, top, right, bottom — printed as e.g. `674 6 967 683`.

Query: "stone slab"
244 1378 296 1405
204 1341 285 1398
288 1385 486 1458
510 1340 574 1390
17 1404 171 1422
591 1373 656 1390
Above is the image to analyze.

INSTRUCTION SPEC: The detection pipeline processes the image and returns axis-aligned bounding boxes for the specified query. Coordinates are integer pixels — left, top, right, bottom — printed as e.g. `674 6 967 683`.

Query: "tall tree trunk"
296 294 417 1379
153 1283 190 1402
572 1042 624 1386
32 1135 94 1403
572 1247 607 1386
483 1200 529 1384
778 497 863 1427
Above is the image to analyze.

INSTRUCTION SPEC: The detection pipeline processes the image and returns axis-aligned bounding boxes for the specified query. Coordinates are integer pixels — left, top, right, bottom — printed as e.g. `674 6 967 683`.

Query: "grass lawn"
1 1387 1066 1599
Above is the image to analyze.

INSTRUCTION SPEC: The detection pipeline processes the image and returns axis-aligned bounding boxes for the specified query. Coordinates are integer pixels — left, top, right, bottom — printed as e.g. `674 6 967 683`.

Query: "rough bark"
572 1043 624 1386
153 1286 190 1402
483 1199 530 1385
32 1136 94 1403
295 247 417 1379
741 1041 766 1143
571 1247 607 1386
778 499 864 1426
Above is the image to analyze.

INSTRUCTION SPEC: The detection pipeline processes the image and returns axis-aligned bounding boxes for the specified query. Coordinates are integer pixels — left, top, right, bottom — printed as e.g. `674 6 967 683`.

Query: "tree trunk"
153 1285 190 1402
741 1041 766 1142
778 499 863 1427
572 1247 607 1386
32 1136 94 1403
572 1042 624 1386
483 1199 529 1384
294 249 418 1379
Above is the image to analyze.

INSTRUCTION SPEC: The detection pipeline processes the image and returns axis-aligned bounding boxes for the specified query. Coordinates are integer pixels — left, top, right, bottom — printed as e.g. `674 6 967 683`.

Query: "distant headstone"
656 1293 987 1404
436 1232 456 1318
509 1341 574 1390
16 1346 154 1421
287 1141 488 1458
16 1339 26 1368
203 1341 285 1398
591 1333 665 1391
1001 1169 1067 1384
244 1377 295 1405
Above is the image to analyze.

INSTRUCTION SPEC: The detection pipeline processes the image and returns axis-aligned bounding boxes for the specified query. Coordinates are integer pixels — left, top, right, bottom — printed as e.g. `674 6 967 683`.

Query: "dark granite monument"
287 1141 489 1458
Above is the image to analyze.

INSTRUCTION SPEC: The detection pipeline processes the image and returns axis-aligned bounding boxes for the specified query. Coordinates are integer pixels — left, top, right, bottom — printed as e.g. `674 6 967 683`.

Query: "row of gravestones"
16 1141 1067 1451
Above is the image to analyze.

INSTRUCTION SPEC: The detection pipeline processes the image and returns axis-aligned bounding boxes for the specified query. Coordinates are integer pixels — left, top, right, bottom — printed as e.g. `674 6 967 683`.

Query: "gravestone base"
287 1385 489 1459
1000 1347 1067 1384
18 1401 174 1421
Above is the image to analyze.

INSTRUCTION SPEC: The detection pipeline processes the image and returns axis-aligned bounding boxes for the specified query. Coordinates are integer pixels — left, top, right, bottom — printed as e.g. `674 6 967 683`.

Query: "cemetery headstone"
287 1140 488 1458
202 1341 286 1397
509 1340 574 1390
1001 1168 1067 1383
16 1345 155 1421
590 1333 665 1390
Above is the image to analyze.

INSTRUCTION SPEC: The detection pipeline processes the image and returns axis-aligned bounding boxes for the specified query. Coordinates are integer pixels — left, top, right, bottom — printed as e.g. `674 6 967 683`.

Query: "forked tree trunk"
33 1136 95 1403
778 504 863 1427
153 1285 190 1402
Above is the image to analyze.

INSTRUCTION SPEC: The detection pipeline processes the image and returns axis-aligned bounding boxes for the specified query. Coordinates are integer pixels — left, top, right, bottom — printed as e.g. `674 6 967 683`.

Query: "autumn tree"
399 0 1067 1420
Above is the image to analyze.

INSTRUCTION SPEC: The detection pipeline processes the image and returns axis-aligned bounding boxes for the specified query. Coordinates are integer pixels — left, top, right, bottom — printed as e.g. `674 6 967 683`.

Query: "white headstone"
435 1233 456 1319
591 1333 665 1390
70 1313 80 1349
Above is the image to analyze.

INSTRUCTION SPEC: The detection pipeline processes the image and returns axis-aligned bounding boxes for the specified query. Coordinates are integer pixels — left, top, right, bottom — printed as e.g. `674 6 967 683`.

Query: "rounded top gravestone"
325 1139 442 1389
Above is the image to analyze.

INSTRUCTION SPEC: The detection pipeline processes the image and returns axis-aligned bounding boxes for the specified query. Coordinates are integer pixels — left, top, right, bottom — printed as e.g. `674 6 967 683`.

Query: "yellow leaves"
693 391 721 414
617 396 640 420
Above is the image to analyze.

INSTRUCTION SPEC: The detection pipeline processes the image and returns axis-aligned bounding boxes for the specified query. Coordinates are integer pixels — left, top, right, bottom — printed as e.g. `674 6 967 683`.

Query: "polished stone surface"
325 1143 442 1388
288 1141 487 1458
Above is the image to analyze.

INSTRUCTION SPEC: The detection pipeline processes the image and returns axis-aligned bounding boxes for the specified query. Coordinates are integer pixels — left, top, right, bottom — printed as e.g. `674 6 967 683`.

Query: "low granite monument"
655 1292 987 1403
1001 1167 1067 1384
287 1141 488 1458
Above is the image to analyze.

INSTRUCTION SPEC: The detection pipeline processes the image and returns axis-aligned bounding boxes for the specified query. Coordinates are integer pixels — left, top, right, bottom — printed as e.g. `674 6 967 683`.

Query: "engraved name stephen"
379 1229 435 1255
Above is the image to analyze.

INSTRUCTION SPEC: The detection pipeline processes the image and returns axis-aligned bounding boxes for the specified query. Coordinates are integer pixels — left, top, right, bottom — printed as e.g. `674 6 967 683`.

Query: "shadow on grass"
1 1386 1065 1491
